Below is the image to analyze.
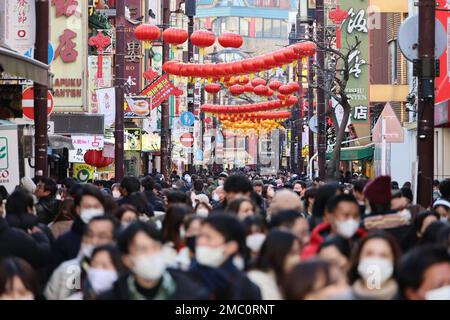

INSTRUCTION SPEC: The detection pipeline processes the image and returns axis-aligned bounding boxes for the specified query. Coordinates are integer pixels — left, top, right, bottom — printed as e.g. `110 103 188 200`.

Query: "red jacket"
301 221 367 260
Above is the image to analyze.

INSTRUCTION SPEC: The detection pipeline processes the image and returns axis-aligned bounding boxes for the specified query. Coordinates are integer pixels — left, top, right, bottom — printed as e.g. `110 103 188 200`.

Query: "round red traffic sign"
22 87 54 120
180 132 194 148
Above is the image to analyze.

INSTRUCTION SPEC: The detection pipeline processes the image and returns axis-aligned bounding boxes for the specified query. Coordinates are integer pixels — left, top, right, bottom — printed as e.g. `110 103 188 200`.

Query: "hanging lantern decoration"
191 30 216 57
288 82 301 93
88 32 111 78
237 75 250 85
134 24 161 49
253 85 269 96
163 27 188 56
251 78 266 87
328 6 349 48
218 32 243 48
244 83 254 93
84 150 114 168
268 80 283 91
262 53 279 70
265 89 274 97
205 83 221 94
285 96 299 106
278 84 295 95
230 84 245 96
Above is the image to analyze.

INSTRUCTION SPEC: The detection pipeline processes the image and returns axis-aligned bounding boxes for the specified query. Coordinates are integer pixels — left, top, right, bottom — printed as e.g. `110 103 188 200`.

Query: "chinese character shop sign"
340 0 370 140
2 0 36 54
50 0 86 111
124 0 142 94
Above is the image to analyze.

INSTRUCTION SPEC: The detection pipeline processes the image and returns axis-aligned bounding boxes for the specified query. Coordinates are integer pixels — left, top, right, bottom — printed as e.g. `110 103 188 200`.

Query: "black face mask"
186 236 196 253
294 191 302 197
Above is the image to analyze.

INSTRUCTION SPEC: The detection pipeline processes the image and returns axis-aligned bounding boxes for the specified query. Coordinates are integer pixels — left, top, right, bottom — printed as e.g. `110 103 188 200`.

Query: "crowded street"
0 0 450 304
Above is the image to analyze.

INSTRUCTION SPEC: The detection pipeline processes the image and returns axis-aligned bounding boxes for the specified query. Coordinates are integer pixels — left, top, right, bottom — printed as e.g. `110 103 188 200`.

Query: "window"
388 40 398 84
227 17 239 33
240 18 249 36
263 19 272 37
272 19 282 38
255 18 263 37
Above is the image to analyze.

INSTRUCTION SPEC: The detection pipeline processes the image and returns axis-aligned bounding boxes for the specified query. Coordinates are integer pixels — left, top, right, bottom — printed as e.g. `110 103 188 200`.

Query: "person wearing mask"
174 215 204 271
45 216 117 300
282 259 351 300
318 235 351 274
98 221 208 300
35 177 61 225
363 176 412 251
189 214 262 299
302 194 366 259
303 187 317 218
141 176 165 213
243 215 268 258
247 230 301 300
194 202 212 218
217 172 228 188
117 177 153 215
308 183 341 230
215 174 254 211
399 245 450 300
51 185 105 270
266 190 303 220
226 198 259 220
253 180 264 196
433 179 441 201
205 177 217 196
211 186 225 209
49 198 76 239
0 257 40 300
262 184 275 207
114 205 139 229
162 204 191 255
68 245 126 300
348 231 401 300
292 180 307 199
111 183 121 199
269 210 310 247
432 199 450 223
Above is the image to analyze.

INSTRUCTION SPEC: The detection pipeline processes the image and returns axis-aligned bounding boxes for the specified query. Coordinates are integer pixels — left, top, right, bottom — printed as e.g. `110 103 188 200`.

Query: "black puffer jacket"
36 196 60 225
5 212 55 245
0 217 51 268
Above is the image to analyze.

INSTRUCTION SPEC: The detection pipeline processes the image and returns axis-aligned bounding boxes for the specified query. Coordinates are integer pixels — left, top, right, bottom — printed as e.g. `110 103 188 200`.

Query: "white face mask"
335 219 360 239
218 180 224 187
212 193 220 202
80 208 104 224
179 227 186 240
112 191 121 199
357 257 393 287
267 188 275 198
246 233 266 253
196 245 227 268
87 268 118 294
131 252 166 280
425 285 450 300
196 208 210 218
78 243 95 259
440 216 448 223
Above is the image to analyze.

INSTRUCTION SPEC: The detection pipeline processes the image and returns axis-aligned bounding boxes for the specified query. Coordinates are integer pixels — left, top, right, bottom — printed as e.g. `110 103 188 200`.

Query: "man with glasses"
35 178 61 225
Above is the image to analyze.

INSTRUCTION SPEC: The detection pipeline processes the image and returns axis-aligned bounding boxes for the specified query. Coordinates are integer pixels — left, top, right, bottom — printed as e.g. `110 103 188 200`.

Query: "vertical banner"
88 55 113 113
2 0 36 54
0 128 20 193
96 87 116 128
340 0 370 144
50 0 86 111
123 0 142 94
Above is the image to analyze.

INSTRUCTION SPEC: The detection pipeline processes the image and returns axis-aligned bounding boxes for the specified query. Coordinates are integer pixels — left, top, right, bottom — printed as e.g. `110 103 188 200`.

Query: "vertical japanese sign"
340 0 370 143
50 0 86 111
123 0 142 94
88 55 113 113
1 0 36 54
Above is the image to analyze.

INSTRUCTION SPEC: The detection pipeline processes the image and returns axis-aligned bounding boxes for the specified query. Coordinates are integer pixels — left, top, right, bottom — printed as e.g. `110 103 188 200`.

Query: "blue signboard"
24 42 54 65
180 112 195 127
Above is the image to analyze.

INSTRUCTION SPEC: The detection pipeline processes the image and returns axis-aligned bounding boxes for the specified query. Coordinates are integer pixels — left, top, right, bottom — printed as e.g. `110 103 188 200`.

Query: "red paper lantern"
242 59 257 74
263 54 278 69
237 75 250 85
205 83 221 94
273 50 291 65
286 96 299 106
252 57 266 71
251 78 266 87
266 89 274 97
254 85 269 96
162 60 179 74
190 30 215 48
244 83 254 93
268 80 283 91
218 32 243 48
84 150 113 168
134 24 160 41
162 27 188 45
230 84 245 96
304 41 317 56
288 82 301 92
282 47 299 61
278 84 295 95
277 93 287 101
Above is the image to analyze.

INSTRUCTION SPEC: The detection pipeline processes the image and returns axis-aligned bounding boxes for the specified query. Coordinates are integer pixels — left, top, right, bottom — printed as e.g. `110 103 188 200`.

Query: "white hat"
433 199 450 209
195 194 210 205
21 177 36 194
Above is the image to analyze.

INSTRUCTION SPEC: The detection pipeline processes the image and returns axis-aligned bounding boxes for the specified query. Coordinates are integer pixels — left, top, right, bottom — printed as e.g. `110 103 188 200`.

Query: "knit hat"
433 199 450 209
21 177 36 194
195 194 210 205
364 176 392 204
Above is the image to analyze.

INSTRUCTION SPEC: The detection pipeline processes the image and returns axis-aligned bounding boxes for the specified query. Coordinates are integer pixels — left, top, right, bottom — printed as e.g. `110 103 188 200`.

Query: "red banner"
141 75 182 110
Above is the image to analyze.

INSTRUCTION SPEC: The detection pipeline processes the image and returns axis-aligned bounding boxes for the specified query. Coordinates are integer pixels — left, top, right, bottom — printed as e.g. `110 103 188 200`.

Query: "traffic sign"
22 87 54 120
308 115 318 133
180 111 195 127
180 132 194 148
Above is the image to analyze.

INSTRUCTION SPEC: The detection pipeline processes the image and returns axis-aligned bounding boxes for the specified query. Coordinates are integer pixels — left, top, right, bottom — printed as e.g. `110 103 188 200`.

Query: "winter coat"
247 270 282 300
5 212 55 245
44 257 82 300
189 258 262 300
97 269 209 300
301 221 367 259
50 217 85 271
36 196 60 225
49 220 74 239
144 191 165 212
0 217 51 269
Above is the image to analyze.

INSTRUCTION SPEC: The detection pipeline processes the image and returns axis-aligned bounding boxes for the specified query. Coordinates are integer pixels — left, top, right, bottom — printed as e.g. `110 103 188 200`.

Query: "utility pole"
316 0 326 180
297 59 304 174
161 0 171 179
416 0 436 207
114 0 125 181
34 0 49 178
187 15 195 174
289 25 297 173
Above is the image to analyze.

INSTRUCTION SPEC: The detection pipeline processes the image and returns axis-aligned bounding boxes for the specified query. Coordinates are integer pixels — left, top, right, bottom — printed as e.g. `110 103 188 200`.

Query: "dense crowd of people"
0 170 449 300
